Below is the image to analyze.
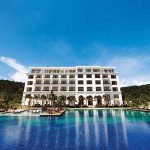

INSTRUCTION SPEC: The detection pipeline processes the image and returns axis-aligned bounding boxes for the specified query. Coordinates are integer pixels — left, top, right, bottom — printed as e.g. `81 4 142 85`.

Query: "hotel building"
22 66 123 106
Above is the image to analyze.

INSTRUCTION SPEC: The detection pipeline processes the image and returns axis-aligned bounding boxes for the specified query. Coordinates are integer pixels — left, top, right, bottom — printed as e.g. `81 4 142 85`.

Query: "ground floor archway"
87 95 93 105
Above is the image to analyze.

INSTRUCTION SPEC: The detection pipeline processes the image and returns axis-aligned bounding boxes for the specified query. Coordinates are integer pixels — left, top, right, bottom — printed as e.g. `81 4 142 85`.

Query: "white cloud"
0 56 28 82
105 55 150 87
93 45 150 87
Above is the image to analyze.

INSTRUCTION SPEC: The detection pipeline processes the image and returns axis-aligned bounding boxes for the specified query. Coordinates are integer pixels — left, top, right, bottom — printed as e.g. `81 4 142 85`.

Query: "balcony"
43 82 50 84
112 81 117 85
34 89 41 91
103 75 109 78
61 75 67 78
103 81 110 85
69 75 75 78
42 89 50 91
28 75 34 79
60 89 67 91
53 75 59 78
52 82 59 85
35 82 42 85
69 81 75 84
104 88 111 91
35 75 42 79
111 75 116 79
44 75 50 78
69 87 75 91
26 88 32 92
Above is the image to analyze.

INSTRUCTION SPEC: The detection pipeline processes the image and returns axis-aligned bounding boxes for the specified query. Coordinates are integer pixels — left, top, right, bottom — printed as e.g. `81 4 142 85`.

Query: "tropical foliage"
121 84 150 107
0 79 150 109
0 80 24 110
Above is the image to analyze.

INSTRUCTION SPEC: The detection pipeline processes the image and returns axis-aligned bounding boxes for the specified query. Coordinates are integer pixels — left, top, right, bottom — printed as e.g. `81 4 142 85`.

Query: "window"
112 81 117 85
52 87 58 91
31 69 41 73
26 87 32 91
61 75 67 78
52 80 58 84
87 80 92 84
28 75 34 79
114 94 119 98
95 74 100 78
43 87 49 91
44 70 49 73
78 80 84 84
111 75 116 79
60 87 67 91
78 87 84 91
86 69 91 72
103 80 110 84
112 87 118 91
27 81 33 85
87 87 93 91
69 75 75 78
95 80 101 84
69 81 75 84
35 80 41 84
69 87 75 91
103 75 108 78
43 80 50 84
104 87 111 91
36 75 42 78
35 87 41 91
96 87 101 91
44 75 50 78
93 69 100 72
78 69 83 72
86 74 92 78
53 75 58 78
61 80 67 84
78 74 83 78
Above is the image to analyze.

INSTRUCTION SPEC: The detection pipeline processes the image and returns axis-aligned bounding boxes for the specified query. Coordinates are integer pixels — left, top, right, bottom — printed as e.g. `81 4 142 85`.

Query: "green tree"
67 96 76 106
48 90 57 109
57 95 66 111
41 95 47 107
79 95 85 107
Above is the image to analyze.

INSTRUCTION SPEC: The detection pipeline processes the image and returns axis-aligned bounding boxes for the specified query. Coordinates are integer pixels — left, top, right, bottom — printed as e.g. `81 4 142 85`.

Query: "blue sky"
0 0 150 86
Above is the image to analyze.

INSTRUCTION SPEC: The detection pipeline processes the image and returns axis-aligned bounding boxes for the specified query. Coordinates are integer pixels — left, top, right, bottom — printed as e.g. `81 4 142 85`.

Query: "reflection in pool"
0 109 150 150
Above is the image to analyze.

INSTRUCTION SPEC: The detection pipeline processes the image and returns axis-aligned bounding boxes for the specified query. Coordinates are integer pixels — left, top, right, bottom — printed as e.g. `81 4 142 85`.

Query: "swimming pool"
0 109 150 150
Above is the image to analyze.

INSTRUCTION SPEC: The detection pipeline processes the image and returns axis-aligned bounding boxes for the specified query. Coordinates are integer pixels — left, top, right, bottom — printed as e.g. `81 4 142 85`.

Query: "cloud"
0 56 28 82
105 55 150 87
93 45 150 87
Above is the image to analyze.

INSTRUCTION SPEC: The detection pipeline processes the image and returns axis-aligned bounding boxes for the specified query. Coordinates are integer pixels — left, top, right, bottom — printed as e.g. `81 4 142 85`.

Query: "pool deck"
68 107 131 110
40 109 67 117
131 108 150 112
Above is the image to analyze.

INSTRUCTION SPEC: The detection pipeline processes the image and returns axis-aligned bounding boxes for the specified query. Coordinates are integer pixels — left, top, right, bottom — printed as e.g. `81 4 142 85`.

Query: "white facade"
22 66 122 106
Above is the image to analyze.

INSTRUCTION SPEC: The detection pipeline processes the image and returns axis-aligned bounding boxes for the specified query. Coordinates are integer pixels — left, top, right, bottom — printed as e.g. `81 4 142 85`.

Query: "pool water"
0 109 150 150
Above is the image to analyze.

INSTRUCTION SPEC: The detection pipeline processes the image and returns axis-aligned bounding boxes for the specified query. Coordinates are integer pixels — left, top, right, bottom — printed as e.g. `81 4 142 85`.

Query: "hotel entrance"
87 95 93 105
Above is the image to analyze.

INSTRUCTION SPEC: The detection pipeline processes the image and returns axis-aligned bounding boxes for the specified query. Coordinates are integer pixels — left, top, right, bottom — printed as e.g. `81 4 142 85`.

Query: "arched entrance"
79 95 84 106
103 94 110 106
87 95 93 105
97 95 102 106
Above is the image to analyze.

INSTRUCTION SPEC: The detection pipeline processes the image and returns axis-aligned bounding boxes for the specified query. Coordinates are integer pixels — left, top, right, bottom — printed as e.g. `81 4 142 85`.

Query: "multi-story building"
22 66 123 106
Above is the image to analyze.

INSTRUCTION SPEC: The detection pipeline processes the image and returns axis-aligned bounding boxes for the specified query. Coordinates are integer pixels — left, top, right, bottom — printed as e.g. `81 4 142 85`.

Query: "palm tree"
48 90 57 109
103 94 110 106
34 95 39 106
125 94 132 106
40 95 47 107
57 95 66 111
97 95 102 106
67 96 76 106
86 95 93 106
25 94 33 108
79 95 84 107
